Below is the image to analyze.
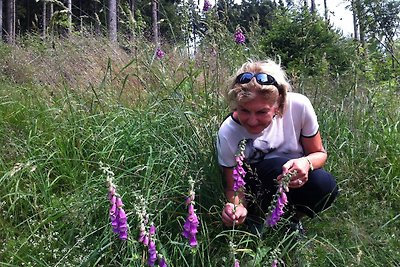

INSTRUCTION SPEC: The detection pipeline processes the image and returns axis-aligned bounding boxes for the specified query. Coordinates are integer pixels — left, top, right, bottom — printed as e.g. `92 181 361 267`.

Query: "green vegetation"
0 11 399 266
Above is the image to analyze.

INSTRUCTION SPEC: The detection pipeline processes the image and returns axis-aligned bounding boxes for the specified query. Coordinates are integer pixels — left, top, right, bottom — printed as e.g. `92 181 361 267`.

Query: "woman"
217 59 339 231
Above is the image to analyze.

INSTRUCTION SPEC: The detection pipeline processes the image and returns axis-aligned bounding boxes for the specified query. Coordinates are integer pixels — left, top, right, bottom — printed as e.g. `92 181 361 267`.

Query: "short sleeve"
216 133 236 168
301 96 319 137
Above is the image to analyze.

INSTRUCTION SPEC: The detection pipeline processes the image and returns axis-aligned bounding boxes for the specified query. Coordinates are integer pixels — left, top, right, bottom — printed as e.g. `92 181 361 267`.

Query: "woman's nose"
247 115 258 126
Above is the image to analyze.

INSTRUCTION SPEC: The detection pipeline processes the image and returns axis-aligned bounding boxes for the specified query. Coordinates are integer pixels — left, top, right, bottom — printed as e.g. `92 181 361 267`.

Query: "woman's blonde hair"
226 59 291 116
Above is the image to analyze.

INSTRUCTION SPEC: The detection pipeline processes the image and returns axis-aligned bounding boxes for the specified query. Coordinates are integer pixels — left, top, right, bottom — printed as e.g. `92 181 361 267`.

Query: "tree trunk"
0 0 3 41
67 0 72 35
42 0 47 38
310 0 316 14
352 0 359 40
323 0 328 21
129 0 135 39
354 0 366 48
108 0 117 42
6 0 15 43
130 0 134 18
152 0 158 45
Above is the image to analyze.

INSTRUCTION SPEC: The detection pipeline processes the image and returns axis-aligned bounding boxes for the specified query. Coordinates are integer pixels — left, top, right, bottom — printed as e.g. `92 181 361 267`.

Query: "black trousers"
244 157 339 219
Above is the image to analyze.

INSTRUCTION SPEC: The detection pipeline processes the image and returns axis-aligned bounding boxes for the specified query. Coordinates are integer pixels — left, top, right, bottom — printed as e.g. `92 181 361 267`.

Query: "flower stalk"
102 162 129 240
266 171 294 227
182 177 199 247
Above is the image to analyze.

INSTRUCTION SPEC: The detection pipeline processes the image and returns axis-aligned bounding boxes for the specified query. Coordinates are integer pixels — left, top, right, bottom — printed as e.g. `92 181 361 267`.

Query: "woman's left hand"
277 157 311 188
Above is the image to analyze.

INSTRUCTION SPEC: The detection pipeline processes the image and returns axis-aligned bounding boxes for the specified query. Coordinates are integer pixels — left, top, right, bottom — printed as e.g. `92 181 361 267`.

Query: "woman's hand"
277 157 311 188
222 203 248 226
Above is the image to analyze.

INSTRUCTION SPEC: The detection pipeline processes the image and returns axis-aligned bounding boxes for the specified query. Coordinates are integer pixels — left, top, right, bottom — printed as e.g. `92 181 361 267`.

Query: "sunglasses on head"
236 72 278 87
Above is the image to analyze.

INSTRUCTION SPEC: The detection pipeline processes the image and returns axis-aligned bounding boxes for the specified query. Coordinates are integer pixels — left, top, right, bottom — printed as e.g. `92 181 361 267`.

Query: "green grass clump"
0 36 399 266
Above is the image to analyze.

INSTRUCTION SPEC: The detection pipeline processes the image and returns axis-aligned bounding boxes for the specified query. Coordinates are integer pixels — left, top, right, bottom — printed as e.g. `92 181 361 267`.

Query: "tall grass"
0 36 399 266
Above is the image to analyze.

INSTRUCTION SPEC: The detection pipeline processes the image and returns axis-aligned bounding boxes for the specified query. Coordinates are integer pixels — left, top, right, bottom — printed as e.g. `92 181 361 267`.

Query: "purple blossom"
108 186 128 240
182 203 199 247
149 224 156 235
203 0 212 12
156 47 165 59
233 146 246 192
159 256 168 267
148 239 157 266
234 28 246 45
138 225 146 243
266 188 288 227
271 259 278 267
234 259 240 267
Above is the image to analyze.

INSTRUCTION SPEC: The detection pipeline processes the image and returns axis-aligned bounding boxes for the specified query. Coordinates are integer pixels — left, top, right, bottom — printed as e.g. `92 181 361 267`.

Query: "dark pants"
244 157 339 220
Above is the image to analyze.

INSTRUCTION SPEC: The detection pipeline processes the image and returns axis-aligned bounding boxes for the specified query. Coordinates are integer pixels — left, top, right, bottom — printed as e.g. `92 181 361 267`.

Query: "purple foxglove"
143 234 149 246
182 203 199 247
149 224 156 235
203 0 212 12
234 28 246 44
148 240 157 266
266 188 288 226
234 259 240 267
189 234 198 247
159 256 168 267
156 47 165 59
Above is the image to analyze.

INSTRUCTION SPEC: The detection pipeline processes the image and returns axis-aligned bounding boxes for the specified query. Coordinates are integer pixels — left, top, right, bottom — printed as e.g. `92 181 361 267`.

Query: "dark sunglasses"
236 72 279 87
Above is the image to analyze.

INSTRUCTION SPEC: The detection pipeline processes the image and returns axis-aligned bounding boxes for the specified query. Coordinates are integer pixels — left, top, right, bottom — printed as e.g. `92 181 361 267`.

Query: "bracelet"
305 156 314 171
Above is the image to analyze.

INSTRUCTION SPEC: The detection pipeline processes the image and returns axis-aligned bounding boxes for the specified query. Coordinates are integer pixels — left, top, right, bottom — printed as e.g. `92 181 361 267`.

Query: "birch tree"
108 0 117 42
152 0 159 45
323 0 328 21
6 0 15 43
129 0 135 39
310 0 316 14
67 0 72 35
42 0 47 38
0 0 3 41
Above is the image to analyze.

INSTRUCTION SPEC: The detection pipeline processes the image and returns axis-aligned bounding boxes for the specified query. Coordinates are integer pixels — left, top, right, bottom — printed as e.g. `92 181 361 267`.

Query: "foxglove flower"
234 28 246 45
159 256 168 267
203 0 212 12
271 259 278 267
107 184 129 240
266 191 287 226
182 203 199 247
148 239 157 266
234 259 240 267
266 173 292 227
156 47 165 59
233 140 246 192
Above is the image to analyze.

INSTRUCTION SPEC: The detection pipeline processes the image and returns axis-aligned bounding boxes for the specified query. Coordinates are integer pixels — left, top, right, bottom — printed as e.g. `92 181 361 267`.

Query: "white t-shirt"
217 92 319 167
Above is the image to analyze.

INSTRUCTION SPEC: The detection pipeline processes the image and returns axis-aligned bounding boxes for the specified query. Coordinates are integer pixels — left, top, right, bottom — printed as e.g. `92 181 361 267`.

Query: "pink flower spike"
149 224 156 235
143 234 149 246
234 259 240 267
189 234 198 247
118 208 127 222
159 256 168 267
116 197 124 208
119 231 128 240
109 202 117 218
156 47 165 59
203 0 212 12
138 230 145 242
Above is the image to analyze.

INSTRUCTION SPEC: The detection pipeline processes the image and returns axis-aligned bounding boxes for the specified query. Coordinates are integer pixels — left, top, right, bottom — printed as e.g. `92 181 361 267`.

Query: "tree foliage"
259 8 357 75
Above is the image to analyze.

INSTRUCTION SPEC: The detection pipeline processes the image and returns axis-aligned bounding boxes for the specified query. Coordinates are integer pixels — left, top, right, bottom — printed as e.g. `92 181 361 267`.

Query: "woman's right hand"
222 203 248 226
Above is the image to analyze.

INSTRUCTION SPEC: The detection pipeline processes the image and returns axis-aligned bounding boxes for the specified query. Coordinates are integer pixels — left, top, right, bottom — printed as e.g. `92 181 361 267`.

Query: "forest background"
0 0 399 266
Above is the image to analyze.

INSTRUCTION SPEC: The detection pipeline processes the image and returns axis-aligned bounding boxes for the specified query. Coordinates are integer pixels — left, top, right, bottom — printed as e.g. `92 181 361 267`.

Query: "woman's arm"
278 131 327 188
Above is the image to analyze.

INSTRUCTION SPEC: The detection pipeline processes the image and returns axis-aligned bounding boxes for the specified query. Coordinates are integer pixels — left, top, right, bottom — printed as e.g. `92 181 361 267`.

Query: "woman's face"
235 96 277 134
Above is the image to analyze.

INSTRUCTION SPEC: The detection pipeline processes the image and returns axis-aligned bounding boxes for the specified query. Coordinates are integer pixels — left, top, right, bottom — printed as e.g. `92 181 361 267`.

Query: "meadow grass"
0 37 399 266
